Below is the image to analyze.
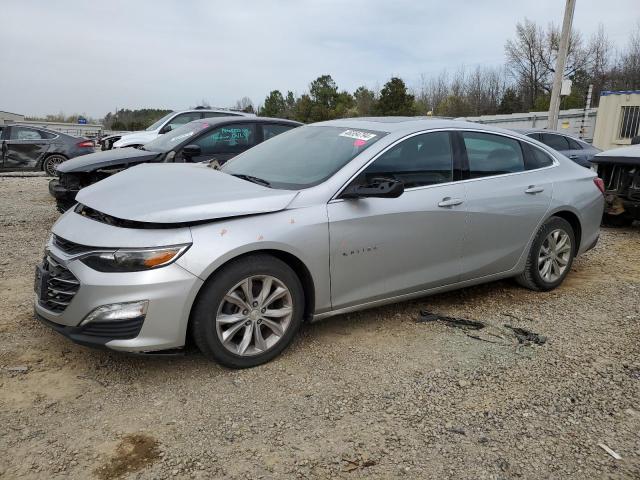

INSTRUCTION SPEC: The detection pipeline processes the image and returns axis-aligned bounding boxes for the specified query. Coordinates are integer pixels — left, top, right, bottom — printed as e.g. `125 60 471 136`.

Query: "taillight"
593 177 605 195
77 140 94 148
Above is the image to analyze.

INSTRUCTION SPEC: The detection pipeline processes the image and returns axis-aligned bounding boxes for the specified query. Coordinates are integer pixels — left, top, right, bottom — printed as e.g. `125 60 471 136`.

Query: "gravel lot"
1 176 639 479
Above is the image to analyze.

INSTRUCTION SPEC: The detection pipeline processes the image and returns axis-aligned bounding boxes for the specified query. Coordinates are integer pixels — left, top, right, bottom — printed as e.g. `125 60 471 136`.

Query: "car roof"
185 116 302 127
595 144 640 158
511 128 584 139
176 108 256 117
312 116 529 137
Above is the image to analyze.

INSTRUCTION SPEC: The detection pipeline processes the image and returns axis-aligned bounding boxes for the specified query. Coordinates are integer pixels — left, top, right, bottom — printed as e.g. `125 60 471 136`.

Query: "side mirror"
159 124 173 134
342 177 404 199
181 144 201 161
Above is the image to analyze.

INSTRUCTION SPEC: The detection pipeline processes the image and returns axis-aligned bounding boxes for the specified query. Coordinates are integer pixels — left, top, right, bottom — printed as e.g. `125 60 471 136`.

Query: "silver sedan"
35 118 604 368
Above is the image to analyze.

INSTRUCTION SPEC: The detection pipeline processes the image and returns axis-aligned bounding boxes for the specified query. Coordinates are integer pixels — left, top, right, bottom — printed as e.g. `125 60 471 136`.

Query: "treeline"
103 108 173 131
253 20 640 122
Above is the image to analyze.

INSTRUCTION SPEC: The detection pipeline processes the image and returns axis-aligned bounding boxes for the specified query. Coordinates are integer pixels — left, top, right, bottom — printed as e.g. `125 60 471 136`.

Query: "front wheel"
42 155 67 176
516 217 576 291
191 255 304 368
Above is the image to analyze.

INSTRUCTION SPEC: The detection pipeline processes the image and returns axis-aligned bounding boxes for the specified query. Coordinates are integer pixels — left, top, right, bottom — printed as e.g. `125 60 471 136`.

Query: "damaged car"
591 145 640 226
35 118 603 368
49 117 301 212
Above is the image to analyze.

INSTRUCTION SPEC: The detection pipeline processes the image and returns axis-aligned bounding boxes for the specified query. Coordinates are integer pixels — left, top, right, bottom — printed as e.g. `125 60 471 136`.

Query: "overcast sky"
1 0 638 118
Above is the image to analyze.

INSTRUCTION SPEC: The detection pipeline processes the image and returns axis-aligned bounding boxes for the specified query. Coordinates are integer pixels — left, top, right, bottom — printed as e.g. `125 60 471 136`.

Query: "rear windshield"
221 126 386 189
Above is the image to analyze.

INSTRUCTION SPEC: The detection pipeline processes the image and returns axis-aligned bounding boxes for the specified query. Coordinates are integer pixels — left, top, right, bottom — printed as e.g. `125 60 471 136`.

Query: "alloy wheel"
45 157 64 176
538 229 572 283
215 275 293 356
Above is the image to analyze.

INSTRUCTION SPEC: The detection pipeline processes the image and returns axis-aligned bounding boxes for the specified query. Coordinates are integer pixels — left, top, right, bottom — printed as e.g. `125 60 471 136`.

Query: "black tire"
191 254 304 368
42 154 67 177
602 213 633 228
516 216 576 291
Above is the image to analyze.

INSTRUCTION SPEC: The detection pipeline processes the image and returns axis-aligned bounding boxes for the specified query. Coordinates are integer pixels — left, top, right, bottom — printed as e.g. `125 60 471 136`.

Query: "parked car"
50 117 301 212
98 132 130 151
110 108 256 149
0 125 94 176
591 144 640 226
512 129 600 167
35 118 603 368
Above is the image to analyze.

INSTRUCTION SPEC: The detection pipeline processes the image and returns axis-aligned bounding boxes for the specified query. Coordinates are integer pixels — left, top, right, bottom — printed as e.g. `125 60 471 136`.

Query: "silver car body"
36 118 603 352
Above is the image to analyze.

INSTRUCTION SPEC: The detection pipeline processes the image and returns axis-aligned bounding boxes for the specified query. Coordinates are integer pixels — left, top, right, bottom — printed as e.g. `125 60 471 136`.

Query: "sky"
1 0 638 119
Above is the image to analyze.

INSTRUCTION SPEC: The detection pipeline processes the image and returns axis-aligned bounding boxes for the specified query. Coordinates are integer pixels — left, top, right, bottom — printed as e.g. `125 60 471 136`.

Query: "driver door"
4 126 51 170
327 131 466 310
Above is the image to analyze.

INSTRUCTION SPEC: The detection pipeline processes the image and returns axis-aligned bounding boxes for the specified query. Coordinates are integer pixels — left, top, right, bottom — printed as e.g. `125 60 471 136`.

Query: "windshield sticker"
169 131 194 143
339 130 377 142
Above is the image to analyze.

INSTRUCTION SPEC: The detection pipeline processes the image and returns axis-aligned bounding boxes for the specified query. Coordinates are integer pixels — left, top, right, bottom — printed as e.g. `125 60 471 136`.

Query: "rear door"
458 131 554 280
4 126 53 170
183 123 257 164
328 130 467 309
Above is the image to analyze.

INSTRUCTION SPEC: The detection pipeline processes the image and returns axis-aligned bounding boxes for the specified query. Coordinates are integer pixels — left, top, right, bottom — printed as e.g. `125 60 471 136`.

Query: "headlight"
80 244 190 272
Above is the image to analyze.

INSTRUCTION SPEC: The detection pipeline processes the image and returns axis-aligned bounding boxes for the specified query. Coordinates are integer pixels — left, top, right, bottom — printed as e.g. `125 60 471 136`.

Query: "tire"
42 154 67 177
516 216 576 291
602 213 633 228
191 254 304 368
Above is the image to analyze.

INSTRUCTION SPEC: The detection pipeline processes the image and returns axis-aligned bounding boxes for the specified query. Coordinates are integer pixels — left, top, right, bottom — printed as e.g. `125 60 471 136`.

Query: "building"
592 90 640 150
0 110 25 125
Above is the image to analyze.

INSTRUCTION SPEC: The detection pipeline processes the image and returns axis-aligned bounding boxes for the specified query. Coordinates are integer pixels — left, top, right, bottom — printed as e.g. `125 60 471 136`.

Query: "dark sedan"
50 116 301 211
513 129 600 168
0 125 95 176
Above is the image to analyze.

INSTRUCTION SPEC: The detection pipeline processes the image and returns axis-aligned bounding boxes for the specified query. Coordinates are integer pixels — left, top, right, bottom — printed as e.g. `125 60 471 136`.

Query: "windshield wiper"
231 174 271 188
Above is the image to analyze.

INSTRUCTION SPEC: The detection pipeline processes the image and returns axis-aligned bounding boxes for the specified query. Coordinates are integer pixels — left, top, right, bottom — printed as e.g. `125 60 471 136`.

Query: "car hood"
57 147 163 173
592 145 640 166
114 131 157 147
75 163 299 224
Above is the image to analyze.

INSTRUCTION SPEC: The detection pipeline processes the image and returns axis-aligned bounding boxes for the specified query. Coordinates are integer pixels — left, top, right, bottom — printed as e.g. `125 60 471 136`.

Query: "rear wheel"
42 154 67 176
191 255 304 368
516 217 576 291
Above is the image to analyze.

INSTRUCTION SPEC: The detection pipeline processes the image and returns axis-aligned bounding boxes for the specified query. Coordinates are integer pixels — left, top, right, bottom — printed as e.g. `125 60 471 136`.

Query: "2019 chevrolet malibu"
34 118 604 368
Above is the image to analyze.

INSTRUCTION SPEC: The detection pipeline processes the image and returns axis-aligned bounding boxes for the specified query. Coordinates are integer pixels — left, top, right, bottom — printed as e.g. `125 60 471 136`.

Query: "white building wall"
592 91 640 150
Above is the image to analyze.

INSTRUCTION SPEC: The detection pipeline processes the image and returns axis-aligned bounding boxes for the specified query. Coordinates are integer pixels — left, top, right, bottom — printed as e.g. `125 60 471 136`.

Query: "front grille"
39 256 80 313
53 235 98 256
81 317 144 339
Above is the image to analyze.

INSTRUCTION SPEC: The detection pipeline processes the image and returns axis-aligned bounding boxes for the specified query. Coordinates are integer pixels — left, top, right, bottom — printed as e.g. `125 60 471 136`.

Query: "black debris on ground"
503 325 547 345
417 310 485 330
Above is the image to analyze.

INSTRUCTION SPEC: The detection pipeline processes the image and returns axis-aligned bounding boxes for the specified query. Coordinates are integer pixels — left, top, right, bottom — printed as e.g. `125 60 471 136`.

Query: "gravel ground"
1 176 639 479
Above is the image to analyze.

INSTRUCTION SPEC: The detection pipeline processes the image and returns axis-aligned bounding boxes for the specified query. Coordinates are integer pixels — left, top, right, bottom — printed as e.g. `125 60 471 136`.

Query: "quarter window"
462 131 524 178
361 132 453 188
523 143 554 170
193 124 255 154
540 133 569 151
262 123 296 140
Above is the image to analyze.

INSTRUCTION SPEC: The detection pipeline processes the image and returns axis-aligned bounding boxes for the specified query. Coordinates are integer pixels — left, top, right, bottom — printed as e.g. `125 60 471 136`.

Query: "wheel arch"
185 248 316 345
38 152 68 170
548 209 582 253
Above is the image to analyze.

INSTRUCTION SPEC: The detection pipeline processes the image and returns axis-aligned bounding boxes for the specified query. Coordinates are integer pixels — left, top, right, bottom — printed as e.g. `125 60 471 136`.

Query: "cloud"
1 0 637 118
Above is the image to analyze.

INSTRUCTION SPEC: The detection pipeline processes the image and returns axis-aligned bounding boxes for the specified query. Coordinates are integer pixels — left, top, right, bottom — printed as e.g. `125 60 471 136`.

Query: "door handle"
569 154 578 159
525 185 544 194
438 197 464 207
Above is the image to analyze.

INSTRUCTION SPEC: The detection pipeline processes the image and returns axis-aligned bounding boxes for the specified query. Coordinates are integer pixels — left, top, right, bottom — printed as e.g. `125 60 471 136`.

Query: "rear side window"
523 143 555 170
540 133 569 151
193 124 256 154
362 132 453 188
262 123 296 141
462 132 524 178
11 127 47 140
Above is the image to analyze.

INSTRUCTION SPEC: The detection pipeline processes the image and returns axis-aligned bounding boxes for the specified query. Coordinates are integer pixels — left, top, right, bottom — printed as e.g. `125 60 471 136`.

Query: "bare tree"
233 96 255 113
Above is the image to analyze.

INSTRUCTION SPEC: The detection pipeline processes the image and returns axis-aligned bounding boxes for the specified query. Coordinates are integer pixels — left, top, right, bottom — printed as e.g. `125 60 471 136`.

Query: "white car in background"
112 108 256 149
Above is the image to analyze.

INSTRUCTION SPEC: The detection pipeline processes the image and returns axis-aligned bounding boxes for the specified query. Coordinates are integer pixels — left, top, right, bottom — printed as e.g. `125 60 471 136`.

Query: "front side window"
193 124 256 154
361 131 453 188
540 133 569 151
222 126 386 189
165 112 202 131
144 121 211 152
11 127 43 140
566 137 583 150
146 112 175 131
262 123 297 140
463 131 524 178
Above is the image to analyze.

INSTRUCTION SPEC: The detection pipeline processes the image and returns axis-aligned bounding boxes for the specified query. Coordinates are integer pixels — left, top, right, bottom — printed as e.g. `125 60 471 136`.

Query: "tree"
498 87 522 114
260 90 286 117
308 75 340 121
375 77 416 116
233 97 254 113
353 86 376 116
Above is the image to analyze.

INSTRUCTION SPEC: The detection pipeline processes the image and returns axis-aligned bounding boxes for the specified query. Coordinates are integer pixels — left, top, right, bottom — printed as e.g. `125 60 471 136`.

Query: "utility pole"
548 0 576 131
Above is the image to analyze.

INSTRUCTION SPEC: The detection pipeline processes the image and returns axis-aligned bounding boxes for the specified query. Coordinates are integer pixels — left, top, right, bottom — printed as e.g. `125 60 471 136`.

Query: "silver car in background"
35 118 604 368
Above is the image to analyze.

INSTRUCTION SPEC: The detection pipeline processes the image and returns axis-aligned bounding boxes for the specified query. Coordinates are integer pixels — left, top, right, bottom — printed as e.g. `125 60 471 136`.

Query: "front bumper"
48 179 78 211
35 247 203 353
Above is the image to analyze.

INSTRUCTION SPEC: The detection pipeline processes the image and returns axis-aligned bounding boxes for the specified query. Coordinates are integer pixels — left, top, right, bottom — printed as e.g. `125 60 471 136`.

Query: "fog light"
80 300 148 326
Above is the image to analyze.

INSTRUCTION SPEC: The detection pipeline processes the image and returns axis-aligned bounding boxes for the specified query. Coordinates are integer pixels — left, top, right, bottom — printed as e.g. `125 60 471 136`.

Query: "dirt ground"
1 175 639 479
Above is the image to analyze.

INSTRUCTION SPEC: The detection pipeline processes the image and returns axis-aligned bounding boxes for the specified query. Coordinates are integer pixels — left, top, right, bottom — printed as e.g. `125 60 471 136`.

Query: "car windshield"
221 126 386 189
145 112 175 131
143 121 210 152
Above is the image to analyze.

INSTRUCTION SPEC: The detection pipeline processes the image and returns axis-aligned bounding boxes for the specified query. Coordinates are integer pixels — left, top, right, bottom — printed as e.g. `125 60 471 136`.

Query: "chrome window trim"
329 127 560 202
